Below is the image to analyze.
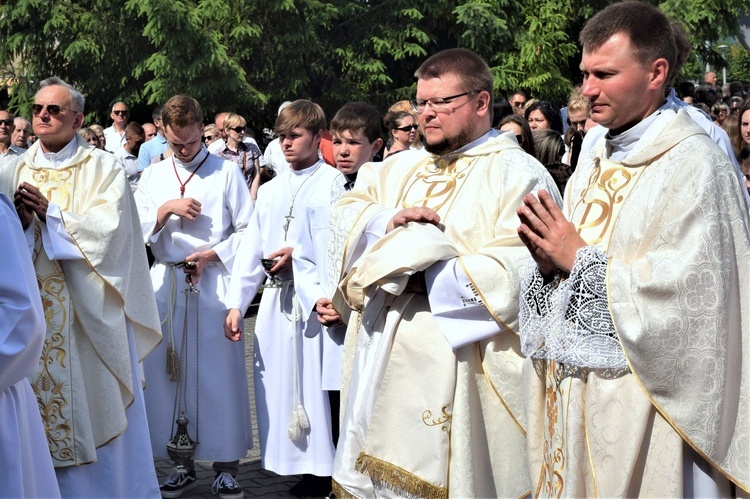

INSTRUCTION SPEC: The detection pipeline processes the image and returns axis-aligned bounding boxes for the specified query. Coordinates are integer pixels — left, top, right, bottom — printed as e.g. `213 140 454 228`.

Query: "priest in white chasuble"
518 3 750 496
0 77 162 497
328 48 560 499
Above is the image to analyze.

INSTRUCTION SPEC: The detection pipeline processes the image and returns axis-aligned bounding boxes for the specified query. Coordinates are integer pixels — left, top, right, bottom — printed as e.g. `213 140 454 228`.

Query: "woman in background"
525 100 563 134
383 110 418 159
532 128 570 197
203 124 220 148
498 114 536 158
215 113 263 201
89 124 107 150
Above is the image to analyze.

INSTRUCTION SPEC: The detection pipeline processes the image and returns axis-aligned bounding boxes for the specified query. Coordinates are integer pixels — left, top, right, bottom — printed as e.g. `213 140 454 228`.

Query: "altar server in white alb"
0 76 162 497
517 2 750 496
225 100 344 493
0 192 60 498
135 94 254 499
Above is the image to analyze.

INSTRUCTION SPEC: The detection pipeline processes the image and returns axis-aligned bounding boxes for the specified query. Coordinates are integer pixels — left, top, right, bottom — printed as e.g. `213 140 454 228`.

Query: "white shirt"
103 125 126 153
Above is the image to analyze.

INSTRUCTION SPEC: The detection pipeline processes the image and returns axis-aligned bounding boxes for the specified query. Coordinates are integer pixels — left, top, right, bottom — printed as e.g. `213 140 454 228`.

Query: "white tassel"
288 403 310 441
286 285 311 442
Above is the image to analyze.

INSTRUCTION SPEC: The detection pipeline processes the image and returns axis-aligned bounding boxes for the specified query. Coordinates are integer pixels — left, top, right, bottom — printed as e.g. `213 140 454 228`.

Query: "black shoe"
212 471 244 499
160 467 198 498
289 474 332 498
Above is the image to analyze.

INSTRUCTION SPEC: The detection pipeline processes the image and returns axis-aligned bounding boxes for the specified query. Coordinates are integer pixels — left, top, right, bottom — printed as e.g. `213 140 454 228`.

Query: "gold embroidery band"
355 452 448 499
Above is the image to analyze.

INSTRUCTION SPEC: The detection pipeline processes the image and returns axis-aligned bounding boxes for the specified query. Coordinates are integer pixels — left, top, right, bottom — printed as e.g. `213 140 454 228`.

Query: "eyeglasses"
515 134 523 144
31 104 79 116
512 101 527 109
204 135 216 141
395 124 418 132
0 119 13 127
113 110 129 116
410 90 480 113
228 126 245 133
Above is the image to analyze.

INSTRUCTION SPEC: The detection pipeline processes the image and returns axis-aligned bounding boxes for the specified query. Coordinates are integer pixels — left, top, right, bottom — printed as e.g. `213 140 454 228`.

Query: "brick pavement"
154 303 309 498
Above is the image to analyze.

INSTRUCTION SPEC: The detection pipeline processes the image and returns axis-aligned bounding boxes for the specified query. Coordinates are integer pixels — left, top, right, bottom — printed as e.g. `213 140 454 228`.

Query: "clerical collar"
605 103 666 161
34 136 79 169
453 128 499 154
173 147 208 170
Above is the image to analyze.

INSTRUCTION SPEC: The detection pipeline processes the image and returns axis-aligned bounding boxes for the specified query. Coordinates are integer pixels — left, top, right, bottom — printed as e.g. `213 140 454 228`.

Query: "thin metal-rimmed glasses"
410 90 480 113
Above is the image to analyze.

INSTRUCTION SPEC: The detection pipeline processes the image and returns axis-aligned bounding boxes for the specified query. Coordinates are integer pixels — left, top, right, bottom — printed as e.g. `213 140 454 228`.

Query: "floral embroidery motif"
422 406 452 434
31 272 74 464
536 361 565 498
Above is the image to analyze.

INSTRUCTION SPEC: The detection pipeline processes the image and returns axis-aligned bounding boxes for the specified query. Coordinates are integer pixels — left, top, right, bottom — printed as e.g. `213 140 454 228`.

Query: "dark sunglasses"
113 110 129 116
31 104 78 116
228 126 245 133
0 119 13 127
395 124 418 132
515 134 523 144
204 135 216 141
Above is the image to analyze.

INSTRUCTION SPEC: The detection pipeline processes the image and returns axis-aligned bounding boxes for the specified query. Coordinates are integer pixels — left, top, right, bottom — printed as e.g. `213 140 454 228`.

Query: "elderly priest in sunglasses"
0 77 163 497
329 48 560 498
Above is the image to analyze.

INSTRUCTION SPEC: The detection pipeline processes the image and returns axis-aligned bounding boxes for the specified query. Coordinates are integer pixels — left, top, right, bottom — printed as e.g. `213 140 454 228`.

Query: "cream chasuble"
0 138 162 468
330 133 560 498
521 110 750 496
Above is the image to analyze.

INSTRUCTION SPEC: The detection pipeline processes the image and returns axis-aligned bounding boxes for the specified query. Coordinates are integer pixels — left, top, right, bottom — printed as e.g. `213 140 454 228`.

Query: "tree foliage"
1 0 747 131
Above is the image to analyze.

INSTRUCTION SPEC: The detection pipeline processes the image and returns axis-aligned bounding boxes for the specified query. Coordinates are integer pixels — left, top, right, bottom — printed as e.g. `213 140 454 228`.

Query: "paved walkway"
154 303 307 498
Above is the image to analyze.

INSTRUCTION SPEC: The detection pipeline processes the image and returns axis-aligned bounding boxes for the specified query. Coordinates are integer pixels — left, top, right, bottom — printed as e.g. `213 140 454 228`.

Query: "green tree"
1 0 747 130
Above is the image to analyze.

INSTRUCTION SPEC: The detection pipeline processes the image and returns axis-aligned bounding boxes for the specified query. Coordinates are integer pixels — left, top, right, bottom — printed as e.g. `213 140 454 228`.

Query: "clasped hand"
14 182 49 229
516 189 586 276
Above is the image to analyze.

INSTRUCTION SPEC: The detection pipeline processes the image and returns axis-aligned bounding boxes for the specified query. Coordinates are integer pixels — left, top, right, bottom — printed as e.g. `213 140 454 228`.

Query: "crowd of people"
1 1 749 498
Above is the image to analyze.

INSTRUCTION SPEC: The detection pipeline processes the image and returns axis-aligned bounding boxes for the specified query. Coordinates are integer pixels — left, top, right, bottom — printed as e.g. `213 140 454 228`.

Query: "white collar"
34 137 79 169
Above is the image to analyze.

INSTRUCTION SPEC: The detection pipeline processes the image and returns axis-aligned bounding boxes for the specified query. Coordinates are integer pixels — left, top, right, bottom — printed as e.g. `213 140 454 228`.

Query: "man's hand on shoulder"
386 207 441 233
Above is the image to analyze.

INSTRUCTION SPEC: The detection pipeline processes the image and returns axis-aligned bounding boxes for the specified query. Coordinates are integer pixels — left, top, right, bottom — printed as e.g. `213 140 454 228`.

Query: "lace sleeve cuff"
520 246 627 370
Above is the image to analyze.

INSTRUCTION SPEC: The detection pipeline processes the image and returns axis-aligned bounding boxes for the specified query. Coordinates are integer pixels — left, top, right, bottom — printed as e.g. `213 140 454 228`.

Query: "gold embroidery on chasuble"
26 167 78 465
31 168 74 211
537 361 566 498
536 158 647 497
400 156 471 213
422 406 452 434
570 158 645 246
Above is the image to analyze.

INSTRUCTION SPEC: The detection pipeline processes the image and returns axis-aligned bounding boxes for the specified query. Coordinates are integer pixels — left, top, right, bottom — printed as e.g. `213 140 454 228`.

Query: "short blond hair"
223 113 247 131
567 90 590 115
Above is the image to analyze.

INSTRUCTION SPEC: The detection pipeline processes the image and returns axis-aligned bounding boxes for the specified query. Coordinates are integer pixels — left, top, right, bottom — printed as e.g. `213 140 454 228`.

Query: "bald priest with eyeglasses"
0 77 163 497
328 48 560 498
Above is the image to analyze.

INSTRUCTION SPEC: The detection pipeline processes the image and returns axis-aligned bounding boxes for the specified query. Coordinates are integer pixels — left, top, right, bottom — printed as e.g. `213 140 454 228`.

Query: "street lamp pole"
718 44 728 87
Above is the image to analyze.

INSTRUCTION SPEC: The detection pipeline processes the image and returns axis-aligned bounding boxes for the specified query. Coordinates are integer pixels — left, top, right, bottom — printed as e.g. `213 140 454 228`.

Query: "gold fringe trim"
355 453 447 499
166 342 179 382
331 479 358 499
